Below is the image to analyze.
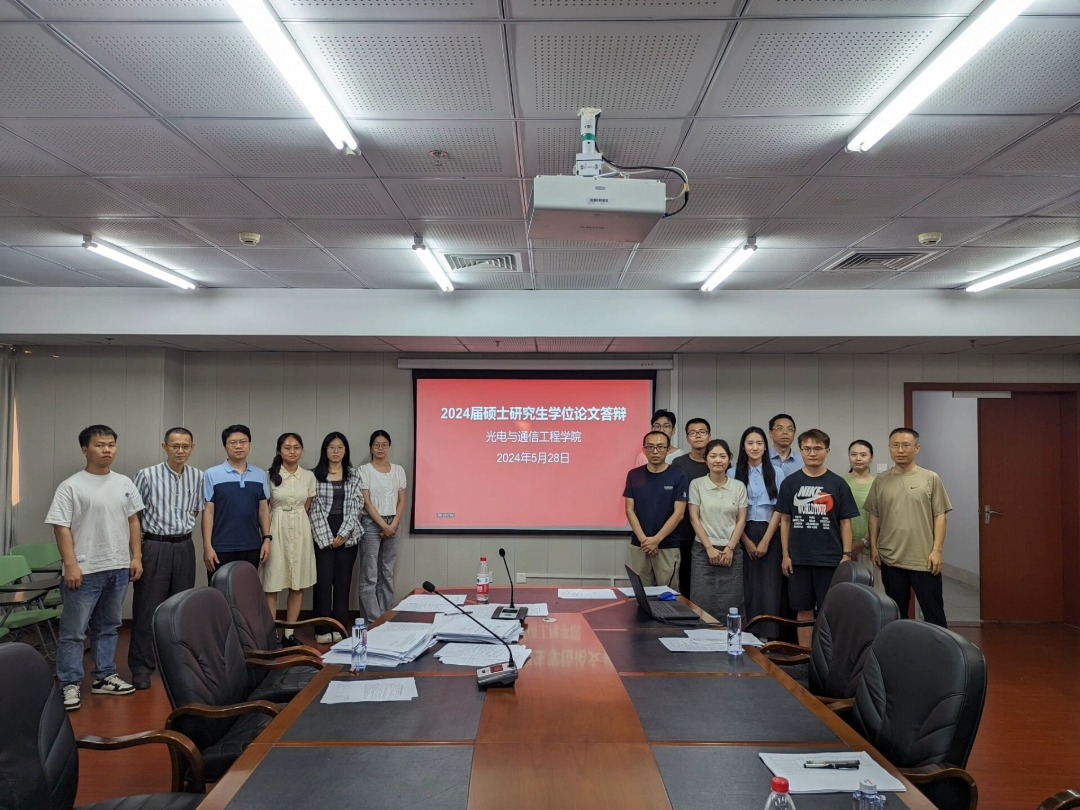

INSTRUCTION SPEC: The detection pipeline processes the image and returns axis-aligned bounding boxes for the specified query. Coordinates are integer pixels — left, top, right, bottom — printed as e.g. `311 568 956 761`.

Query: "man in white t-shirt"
46 425 144 712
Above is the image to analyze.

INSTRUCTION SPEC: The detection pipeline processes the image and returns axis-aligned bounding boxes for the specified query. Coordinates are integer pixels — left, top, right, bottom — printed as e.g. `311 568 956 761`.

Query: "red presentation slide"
414 377 654 531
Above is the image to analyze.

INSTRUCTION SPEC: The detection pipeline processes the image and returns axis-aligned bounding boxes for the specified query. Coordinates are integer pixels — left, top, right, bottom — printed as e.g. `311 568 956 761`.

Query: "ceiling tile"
292 22 512 118
0 216 82 246
817 337 928 353
228 336 331 351
263 270 364 288
0 25 145 116
171 118 373 177
620 271 705 290
677 337 773 352
682 178 805 218
978 116 1080 175
873 269 988 289
356 121 518 177
104 178 276 217
608 338 691 352
135 246 268 277
0 178 150 217
243 179 400 218
679 117 851 176
61 22 308 117
1037 191 1080 217
506 0 740 19
383 179 524 219
702 17 956 116
890 337 1013 354
352 270 441 289
906 246 1049 276
969 218 1080 248
718 269 807 290
512 21 732 117
223 247 343 272
640 219 762 249
855 218 1007 249
746 0 981 13
533 249 631 274
327 249 429 275
907 177 1080 217
272 0 502 20
748 337 852 353
776 176 948 218
382 337 467 351
293 220 415 249
0 246 112 285
178 218 316 248
459 338 537 351
24 0 238 19
2 118 222 175
452 271 532 290
919 16 1080 114
522 118 685 177
756 219 889 249
626 249 720 276
60 218 208 247
0 126 81 174
819 115 1049 176
534 273 618 290
303 336 395 351
791 269 903 289
535 338 613 352
420 221 528 250
738 247 839 274
1013 270 1080 290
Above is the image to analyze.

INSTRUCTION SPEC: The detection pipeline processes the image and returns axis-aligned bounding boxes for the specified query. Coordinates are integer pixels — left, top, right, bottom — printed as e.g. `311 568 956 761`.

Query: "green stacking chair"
0 554 63 654
9 540 64 608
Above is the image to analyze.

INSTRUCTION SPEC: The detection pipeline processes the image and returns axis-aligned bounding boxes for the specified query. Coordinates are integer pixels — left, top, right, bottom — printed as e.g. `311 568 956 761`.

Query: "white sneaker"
91 673 135 695
62 683 81 711
331 631 343 643
315 633 333 645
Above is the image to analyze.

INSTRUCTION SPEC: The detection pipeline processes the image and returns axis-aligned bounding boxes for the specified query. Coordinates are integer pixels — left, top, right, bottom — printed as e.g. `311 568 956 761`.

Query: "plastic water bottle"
852 779 886 809
476 556 491 603
350 618 367 673
726 606 743 656
764 776 795 809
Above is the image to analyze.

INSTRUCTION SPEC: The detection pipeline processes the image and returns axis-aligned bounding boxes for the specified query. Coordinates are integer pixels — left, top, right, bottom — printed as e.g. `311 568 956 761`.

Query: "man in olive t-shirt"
864 427 953 627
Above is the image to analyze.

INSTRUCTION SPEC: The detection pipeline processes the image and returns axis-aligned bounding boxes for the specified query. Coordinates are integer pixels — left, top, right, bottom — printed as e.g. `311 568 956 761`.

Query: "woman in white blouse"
358 430 407 620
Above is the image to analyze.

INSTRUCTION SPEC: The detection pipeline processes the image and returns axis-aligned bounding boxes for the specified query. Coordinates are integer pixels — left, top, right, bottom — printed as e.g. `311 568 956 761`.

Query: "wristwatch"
262 534 273 541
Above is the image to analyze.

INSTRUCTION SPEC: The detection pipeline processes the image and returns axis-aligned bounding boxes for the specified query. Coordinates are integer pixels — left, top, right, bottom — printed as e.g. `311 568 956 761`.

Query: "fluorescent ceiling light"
227 0 358 152
966 241 1080 292
701 239 757 292
412 239 455 292
847 0 1034 152
83 237 197 290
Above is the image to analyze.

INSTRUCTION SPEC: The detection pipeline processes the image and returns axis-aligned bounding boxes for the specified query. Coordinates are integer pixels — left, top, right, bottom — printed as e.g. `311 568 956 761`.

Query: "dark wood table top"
200 587 936 810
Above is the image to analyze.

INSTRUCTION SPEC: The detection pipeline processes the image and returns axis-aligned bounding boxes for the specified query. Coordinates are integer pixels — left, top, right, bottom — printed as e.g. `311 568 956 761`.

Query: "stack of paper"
432 613 523 644
557 588 617 599
323 622 436 667
393 593 467 613
462 603 550 618
435 643 532 669
758 751 905 793
321 678 419 704
686 628 764 648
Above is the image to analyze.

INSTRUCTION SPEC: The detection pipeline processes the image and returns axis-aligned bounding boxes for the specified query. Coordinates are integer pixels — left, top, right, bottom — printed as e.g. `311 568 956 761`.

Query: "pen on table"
803 760 861 770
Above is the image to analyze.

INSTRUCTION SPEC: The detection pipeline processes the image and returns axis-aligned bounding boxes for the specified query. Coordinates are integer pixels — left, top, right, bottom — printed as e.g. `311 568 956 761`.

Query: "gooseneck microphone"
422 581 518 689
492 548 528 624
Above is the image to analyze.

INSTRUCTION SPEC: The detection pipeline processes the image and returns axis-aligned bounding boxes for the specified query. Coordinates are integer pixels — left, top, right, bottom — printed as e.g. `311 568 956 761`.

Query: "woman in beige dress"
262 432 317 647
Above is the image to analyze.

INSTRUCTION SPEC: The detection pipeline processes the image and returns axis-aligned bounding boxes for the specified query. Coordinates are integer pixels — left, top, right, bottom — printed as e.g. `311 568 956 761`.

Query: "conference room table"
199 586 936 809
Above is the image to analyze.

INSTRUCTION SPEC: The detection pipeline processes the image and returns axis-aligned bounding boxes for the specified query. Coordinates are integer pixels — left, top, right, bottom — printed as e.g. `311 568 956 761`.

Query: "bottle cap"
771 777 789 794
859 779 877 794
480 556 487 561
728 606 739 614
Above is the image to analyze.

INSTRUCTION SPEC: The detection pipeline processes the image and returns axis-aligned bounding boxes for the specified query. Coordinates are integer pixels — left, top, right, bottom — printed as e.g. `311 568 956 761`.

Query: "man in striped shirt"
129 427 205 690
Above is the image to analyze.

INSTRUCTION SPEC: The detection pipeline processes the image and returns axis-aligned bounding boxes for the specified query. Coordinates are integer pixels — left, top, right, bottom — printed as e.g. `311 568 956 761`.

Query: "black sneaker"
132 673 152 690
91 674 136 695
281 634 302 648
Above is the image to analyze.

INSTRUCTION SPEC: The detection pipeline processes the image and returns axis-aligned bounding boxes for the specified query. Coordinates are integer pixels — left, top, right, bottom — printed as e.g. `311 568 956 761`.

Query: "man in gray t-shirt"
46 425 144 712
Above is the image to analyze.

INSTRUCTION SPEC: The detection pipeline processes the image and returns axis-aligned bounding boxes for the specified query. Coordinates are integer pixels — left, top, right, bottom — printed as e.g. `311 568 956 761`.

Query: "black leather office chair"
853 620 987 810
0 642 205 809
211 561 329 700
153 587 294 786
1039 790 1080 810
760 582 899 706
746 560 873 639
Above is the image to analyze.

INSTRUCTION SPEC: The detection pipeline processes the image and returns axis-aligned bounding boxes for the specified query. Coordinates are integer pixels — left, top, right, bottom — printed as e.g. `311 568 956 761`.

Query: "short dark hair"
769 413 796 431
163 427 193 444
684 417 711 435
889 427 920 441
221 424 252 447
643 430 670 448
79 424 117 448
848 439 874 456
798 428 830 449
650 409 676 428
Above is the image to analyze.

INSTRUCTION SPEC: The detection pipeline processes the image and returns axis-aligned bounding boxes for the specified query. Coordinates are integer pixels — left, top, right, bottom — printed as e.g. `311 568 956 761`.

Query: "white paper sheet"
617 586 676 597
434 643 532 668
659 637 727 653
393 594 467 613
557 588 617 599
684 628 764 647
758 751 906 793
320 677 419 704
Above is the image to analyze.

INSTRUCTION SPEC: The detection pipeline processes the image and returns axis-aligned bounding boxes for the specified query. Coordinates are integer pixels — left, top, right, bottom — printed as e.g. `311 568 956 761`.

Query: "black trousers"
313 544 358 635
207 548 262 585
677 535 694 597
880 563 948 628
128 538 196 676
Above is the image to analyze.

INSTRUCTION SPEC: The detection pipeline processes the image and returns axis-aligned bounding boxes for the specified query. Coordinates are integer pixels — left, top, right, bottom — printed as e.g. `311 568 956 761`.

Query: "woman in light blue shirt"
733 426 783 639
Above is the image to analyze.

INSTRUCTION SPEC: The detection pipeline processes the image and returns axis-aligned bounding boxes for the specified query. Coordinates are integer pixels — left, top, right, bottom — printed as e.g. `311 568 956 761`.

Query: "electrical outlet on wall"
516 573 527 584
876 463 888 473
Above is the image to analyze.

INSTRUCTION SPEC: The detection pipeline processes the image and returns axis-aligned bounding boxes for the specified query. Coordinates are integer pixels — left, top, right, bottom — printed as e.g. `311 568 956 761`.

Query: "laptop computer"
623 564 700 623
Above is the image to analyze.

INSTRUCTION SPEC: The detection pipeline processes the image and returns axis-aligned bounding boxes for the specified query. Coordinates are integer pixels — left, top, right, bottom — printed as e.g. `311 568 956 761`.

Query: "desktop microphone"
422 581 519 689
492 548 528 624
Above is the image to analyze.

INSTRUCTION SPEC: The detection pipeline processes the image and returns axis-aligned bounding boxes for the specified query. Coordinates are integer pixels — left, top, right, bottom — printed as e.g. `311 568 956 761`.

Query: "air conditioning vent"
442 252 521 272
825 251 933 272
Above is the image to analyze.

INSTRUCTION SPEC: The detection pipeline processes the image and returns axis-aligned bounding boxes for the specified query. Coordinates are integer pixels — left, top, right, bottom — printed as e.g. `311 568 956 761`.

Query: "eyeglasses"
771 426 795 434
372 443 390 450
166 444 192 451
889 442 917 451
801 446 828 454
644 444 669 452
281 445 303 452
227 440 249 448
686 430 710 437
651 423 673 431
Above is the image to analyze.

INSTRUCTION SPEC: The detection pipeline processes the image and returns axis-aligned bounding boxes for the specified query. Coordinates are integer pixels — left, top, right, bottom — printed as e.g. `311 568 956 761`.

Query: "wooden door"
978 393 1064 621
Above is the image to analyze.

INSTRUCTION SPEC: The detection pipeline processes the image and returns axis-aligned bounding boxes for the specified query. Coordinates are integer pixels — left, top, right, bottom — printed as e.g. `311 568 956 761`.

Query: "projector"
529 175 667 243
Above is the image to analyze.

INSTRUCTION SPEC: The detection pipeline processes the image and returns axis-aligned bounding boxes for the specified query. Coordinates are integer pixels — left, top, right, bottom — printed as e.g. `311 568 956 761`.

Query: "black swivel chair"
153 587 302 786
853 620 988 810
746 559 874 639
0 642 205 809
210 561 336 701
760 582 899 707
1039 790 1080 810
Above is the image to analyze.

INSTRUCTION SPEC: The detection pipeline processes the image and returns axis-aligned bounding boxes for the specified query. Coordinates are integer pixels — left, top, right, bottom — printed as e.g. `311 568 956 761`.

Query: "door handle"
983 505 1004 525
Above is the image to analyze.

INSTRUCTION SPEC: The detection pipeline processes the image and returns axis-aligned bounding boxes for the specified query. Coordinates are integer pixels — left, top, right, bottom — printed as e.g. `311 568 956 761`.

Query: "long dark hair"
269 432 303 486
369 430 391 450
313 432 353 482
735 426 777 500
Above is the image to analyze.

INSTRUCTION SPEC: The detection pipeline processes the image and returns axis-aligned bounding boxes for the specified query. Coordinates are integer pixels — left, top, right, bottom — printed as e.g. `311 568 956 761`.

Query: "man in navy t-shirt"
624 430 690 588
775 428 859 647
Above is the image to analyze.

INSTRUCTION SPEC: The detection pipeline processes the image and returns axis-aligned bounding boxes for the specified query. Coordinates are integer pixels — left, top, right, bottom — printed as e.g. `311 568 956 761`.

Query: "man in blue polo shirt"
202 424 271 582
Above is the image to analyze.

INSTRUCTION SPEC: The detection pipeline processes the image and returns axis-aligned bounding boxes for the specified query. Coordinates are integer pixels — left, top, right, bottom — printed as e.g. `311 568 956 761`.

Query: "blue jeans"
57 568 130 686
